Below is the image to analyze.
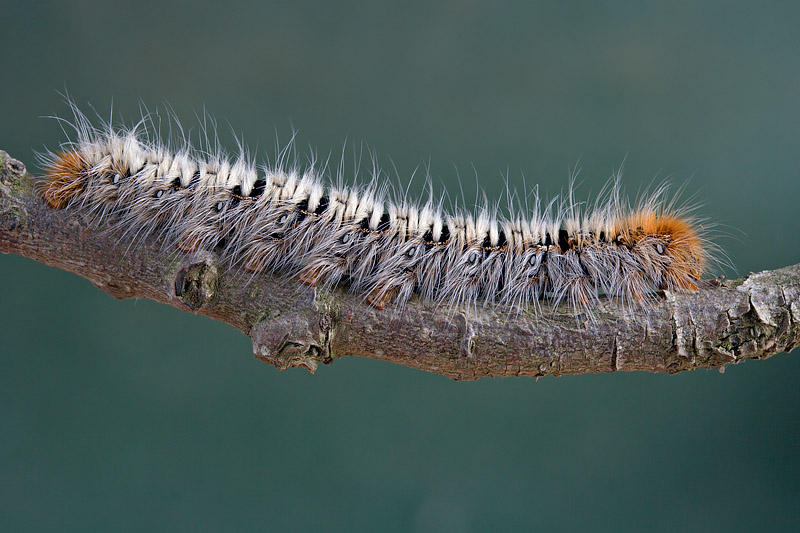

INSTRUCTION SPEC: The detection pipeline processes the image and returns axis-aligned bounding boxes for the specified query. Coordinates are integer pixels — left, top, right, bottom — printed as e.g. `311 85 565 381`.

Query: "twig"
1 150 797 380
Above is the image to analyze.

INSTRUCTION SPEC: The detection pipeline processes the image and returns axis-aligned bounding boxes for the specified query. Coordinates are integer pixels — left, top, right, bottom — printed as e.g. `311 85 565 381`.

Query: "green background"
2 1 799 531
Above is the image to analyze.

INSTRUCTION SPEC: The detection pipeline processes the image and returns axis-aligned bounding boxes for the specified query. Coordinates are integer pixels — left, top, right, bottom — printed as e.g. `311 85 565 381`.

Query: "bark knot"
174 253 220 311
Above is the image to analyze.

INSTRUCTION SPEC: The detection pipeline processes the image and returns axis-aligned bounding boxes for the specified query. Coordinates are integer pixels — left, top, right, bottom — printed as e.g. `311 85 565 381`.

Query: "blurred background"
1 1 798 531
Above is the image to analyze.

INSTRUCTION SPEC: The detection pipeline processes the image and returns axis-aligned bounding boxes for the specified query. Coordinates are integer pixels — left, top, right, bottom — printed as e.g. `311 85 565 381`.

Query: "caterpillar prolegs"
37 105 717 317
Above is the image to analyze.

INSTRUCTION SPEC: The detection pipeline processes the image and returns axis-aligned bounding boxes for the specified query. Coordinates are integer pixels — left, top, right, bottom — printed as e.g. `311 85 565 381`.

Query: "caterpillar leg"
366 286 398 310
239 250 269 274
297 266 322 287
175 235 200 254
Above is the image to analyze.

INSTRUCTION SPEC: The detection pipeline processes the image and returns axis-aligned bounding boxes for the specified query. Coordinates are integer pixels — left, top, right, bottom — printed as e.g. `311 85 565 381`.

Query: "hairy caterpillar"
36 103 718 317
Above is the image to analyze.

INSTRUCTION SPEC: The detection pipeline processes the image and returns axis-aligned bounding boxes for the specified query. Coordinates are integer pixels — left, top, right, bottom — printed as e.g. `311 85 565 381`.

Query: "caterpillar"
36 103 717 317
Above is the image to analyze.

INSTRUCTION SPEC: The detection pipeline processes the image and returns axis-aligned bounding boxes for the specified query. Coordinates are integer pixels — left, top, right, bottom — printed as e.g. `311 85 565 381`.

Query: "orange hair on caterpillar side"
37 149 88 210
618 211 706 291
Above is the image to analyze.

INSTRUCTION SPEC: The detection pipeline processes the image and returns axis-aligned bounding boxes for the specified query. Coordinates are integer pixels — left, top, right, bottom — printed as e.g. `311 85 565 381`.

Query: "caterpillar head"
39 146 136 213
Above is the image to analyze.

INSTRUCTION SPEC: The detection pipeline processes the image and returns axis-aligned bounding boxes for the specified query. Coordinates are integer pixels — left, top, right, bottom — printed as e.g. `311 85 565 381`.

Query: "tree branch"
1 150 797 380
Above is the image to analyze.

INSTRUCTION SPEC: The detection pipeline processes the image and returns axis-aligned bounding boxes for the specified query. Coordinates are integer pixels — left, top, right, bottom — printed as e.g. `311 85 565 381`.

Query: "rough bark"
1 150 797 380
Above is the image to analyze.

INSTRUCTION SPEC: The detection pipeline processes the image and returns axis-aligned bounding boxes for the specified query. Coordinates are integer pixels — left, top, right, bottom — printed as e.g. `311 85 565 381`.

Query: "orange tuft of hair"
618 211 706 291
37 150 88 210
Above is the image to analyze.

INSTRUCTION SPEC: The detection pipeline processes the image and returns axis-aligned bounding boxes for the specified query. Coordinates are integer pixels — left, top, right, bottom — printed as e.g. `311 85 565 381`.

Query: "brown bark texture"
1 150 798 380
